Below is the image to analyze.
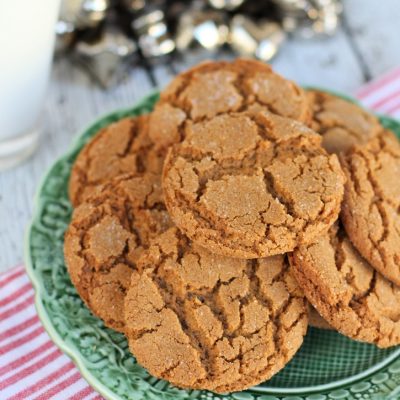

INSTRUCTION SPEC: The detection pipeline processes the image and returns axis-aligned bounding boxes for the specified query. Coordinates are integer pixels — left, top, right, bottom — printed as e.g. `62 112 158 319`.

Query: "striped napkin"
356 68 400 117
1 68 400 400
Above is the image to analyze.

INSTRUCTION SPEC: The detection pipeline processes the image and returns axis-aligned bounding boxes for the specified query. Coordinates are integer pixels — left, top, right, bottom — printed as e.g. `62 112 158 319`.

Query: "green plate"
25 91 400 400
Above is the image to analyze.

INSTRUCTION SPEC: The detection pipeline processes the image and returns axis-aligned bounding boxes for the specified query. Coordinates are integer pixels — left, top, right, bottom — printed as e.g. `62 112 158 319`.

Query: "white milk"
0 0 60 169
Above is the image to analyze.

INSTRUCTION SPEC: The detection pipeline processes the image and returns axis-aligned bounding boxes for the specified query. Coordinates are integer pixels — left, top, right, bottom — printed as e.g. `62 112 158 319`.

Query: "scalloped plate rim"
24 89 400 399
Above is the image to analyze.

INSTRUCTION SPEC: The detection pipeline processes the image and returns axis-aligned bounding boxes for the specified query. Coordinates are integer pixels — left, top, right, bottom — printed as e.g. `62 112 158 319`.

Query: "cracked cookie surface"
162 111 345 258
341 130 400 286
64 173 172 332
308 90 381 154
148 59 311 151
69 115 165 207
290 223 400 348
124 227 308 393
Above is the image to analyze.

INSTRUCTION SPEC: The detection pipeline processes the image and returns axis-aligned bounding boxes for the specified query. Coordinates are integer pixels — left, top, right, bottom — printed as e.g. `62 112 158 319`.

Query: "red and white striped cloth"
356 67 400 117
0 266 102 400
1 68 400 400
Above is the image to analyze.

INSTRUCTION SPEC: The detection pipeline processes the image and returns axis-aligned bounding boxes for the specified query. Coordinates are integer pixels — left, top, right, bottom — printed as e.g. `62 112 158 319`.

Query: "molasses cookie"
341 130 400 286
162 111 345 258
149 59 311 150
69 115 165 207
291 223 400 348
309 306 332 330
124 227 308 393
308 90 381 154
64 173 172 332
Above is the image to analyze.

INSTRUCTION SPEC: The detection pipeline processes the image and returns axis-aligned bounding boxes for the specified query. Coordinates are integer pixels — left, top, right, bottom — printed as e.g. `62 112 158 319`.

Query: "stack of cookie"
64 59 400 393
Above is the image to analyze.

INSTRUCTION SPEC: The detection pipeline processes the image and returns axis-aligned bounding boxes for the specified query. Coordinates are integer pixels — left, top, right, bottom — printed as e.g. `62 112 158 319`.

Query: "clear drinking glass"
0 0 60 170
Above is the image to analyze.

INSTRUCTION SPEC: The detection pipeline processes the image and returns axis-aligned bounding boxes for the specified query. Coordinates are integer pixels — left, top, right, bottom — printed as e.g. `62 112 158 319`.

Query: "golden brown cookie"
290 223 400 348
69 115 165 207
341 130 400 286
162 111 345 258
124 227 308 393
308 90 381 154
149 59 311 150
308 306 332 330
64 173 172 332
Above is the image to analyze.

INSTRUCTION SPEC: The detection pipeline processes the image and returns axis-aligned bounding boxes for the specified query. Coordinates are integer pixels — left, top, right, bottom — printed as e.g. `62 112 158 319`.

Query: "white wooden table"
1 0 400 272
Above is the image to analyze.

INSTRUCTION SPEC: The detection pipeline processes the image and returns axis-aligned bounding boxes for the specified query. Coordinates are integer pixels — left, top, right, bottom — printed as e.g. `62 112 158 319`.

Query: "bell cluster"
55 0 342 88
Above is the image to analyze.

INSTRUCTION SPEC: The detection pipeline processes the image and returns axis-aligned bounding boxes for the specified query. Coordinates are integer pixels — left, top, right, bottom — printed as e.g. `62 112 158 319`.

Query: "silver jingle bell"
59 0 110 30
176 9 229 52
311 0 342 35
121 0 147 13
271 0 310 14
230 15 286 61
55 20 76 55
132 9 175 58
274 0 342 37
74 26 137 88
207 0 246 11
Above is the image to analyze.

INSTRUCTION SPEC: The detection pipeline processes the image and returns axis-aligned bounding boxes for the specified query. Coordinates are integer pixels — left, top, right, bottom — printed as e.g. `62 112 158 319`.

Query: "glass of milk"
0 0 60 170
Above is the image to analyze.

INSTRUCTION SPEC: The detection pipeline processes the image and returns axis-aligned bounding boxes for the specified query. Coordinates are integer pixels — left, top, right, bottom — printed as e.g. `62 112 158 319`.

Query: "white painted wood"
0 4 399 272
271 30 364 92
344 0 400 77
151 63 175 89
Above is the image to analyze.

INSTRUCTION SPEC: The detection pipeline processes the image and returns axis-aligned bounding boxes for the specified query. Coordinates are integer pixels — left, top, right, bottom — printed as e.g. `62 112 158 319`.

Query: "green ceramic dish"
25 91 400 400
